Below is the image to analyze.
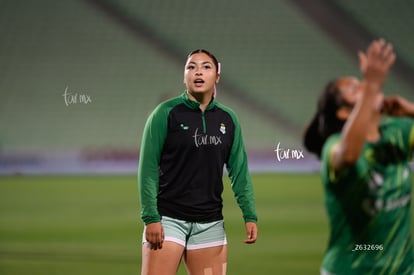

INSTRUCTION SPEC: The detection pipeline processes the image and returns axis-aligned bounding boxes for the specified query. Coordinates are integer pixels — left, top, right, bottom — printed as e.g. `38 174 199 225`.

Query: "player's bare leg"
184 245 227 275
141 241 185 275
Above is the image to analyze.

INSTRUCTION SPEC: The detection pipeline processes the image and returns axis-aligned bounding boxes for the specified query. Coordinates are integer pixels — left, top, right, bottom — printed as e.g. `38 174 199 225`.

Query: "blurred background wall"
1 0 413 174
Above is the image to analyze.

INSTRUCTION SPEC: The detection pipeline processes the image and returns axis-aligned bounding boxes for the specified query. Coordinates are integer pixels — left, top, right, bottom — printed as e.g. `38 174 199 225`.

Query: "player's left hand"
382 95 414 117
244 222 258 244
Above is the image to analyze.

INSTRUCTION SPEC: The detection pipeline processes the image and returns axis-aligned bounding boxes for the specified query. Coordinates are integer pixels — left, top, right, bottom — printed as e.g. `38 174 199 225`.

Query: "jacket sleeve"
226 112 258 223
138 104 169 225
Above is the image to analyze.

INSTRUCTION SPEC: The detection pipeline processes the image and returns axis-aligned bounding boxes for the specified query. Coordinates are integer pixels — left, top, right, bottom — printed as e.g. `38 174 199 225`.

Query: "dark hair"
303 79 351 158
187 49 219 73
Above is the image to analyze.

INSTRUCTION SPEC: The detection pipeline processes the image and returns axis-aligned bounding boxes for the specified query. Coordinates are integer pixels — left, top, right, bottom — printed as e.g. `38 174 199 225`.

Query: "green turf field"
1 173 409 274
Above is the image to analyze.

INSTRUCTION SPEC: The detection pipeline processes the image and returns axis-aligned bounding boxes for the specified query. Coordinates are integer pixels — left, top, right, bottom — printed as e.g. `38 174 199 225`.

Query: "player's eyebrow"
187 61 213 65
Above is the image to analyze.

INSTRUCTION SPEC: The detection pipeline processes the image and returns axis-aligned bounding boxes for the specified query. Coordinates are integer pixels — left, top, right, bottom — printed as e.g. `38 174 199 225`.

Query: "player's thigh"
141 241 185 275
184 245 227 275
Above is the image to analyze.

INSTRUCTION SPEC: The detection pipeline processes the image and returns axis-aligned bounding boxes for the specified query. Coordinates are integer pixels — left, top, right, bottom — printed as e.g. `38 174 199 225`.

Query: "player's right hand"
145 222 164 250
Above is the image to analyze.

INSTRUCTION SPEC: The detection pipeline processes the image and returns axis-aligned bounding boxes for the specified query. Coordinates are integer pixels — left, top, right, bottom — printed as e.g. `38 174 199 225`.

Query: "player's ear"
215 62 221 84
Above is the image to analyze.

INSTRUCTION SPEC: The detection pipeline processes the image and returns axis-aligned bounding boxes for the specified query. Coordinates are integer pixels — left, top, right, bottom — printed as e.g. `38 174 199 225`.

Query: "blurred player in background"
304 39 414 274
138 49 258 275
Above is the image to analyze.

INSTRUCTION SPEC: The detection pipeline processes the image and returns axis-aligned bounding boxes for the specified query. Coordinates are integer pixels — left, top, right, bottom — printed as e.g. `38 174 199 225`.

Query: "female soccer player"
138 49 258 275
304 39 414 274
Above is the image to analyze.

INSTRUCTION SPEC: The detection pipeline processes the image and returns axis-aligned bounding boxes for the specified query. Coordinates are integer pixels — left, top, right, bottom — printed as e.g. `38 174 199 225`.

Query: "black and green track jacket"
138 92 257 225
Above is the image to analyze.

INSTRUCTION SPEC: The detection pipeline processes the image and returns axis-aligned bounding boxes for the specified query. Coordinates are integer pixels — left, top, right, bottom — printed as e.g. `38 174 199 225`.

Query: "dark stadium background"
0 1 413 274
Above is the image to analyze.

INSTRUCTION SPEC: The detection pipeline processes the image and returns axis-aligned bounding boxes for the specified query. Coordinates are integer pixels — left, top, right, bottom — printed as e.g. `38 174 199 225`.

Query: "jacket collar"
182 91 216 111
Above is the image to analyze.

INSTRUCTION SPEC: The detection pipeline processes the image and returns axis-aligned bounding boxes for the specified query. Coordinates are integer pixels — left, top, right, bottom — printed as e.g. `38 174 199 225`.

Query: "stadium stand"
0 0 412 173
332 0 414 72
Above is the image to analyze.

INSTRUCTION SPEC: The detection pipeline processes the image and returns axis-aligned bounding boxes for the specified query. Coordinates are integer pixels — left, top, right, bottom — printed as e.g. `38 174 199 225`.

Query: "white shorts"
143 216 227 250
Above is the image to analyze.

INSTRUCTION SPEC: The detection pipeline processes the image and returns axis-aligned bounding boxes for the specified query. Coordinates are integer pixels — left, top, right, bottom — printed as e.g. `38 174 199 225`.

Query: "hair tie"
213 63 221 98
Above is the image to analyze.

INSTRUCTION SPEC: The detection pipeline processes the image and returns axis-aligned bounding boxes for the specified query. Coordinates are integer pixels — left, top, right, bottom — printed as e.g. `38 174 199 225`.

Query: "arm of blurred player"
382 95 414 117
331 39 396 171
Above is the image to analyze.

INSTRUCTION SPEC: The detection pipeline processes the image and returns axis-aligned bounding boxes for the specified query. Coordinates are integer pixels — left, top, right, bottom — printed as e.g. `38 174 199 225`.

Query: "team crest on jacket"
220 123 226 134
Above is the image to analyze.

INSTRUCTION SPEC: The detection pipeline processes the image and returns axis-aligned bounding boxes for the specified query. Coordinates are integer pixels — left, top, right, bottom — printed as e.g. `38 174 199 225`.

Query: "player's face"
184 53 220 95
336 76 384 117
337 77 363 107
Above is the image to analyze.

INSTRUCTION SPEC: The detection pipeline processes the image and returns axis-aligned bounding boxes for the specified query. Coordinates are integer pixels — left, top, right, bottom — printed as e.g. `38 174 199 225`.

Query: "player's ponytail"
303 79 348 158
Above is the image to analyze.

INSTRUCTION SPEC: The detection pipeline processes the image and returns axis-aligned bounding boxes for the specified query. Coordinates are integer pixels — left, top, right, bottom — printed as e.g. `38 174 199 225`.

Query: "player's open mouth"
194 79 205 87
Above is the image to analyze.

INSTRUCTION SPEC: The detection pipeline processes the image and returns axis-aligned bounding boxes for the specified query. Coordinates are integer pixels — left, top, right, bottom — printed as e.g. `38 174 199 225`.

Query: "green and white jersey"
321 117 414 275
138 92 257 225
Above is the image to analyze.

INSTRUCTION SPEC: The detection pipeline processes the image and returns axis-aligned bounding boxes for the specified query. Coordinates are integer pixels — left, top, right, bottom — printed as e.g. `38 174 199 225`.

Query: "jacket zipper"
201 112 207 134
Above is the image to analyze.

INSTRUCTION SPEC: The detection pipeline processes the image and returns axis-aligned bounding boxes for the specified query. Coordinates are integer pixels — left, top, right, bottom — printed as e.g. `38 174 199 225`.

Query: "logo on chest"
192 127 224 148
